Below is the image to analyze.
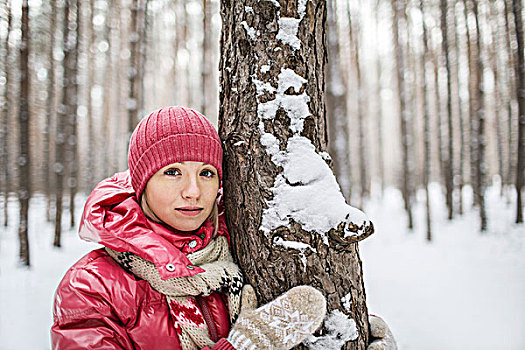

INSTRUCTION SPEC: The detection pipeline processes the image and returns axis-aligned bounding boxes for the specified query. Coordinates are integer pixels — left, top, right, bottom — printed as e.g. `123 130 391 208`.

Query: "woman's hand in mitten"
368 315 397 350
227 286 327 350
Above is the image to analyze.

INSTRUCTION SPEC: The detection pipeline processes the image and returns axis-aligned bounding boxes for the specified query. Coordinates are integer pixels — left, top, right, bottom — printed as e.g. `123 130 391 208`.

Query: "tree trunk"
392 0 413 229
513 0 525 223
420 0 432 241
489 2 504 195
455 1 466 215
128 0 141 134
1 0 13 227
45 0 57 222
101 1 114 177
326 0 351 202
18 0 31 265
504 0 518 192
138 0 149 118
466 0 480 208
374 0 384 196
219 1 373 348
470 1 487 231
54 0 72 247
86 0 96 190
68 0 80 229
440 0 454 220
201 0 211 115
347 1 368 207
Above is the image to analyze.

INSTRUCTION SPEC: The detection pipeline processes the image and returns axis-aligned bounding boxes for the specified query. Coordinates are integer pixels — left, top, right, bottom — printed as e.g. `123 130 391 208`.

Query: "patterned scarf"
106 236 243 350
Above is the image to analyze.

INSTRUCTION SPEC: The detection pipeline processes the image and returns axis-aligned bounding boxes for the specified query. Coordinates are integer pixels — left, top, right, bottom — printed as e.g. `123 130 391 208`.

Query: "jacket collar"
79 170 229 280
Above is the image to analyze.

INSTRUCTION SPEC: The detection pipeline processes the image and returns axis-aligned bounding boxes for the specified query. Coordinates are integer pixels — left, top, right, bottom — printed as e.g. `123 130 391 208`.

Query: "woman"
51 106 393 349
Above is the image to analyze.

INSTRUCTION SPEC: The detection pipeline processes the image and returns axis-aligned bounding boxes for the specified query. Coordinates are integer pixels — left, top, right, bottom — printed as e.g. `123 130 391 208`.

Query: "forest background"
1 0 524 258
0 0 524 349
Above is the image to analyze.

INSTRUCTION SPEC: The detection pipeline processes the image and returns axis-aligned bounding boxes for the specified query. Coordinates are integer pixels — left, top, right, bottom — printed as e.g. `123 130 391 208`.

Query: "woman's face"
143 161 219 232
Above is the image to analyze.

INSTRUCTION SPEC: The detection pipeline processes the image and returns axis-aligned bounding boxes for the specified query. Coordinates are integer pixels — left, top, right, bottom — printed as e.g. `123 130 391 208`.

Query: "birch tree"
219 1 373 348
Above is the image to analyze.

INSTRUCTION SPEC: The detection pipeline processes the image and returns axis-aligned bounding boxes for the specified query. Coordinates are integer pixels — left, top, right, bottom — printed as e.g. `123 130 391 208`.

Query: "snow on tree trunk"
219 1 373 348
18 0 31 265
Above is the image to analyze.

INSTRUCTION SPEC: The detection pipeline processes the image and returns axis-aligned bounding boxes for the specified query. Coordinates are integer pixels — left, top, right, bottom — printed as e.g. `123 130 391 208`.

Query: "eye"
164 168 181 176
200 169 216 178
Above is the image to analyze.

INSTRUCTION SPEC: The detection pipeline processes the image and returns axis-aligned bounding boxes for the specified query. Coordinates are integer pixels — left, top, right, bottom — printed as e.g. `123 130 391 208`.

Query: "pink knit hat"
128 106 222 199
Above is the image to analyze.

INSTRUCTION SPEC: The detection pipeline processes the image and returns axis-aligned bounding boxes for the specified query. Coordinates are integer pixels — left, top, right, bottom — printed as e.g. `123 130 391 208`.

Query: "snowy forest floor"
0 183 524 350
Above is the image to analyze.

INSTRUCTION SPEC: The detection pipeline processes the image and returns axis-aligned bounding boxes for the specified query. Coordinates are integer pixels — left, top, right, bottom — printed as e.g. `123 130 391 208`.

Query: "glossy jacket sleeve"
51 268 135 349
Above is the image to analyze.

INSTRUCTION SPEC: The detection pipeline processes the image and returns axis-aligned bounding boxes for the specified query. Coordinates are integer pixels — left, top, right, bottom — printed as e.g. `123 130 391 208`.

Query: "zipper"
196 295 218 342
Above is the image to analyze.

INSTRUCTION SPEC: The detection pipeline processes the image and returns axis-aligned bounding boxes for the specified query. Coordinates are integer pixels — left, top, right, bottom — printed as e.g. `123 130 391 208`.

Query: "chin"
169 220 204 232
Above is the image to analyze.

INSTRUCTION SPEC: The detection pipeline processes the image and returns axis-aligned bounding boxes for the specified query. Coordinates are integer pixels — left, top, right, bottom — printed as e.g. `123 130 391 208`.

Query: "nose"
181 173 201 200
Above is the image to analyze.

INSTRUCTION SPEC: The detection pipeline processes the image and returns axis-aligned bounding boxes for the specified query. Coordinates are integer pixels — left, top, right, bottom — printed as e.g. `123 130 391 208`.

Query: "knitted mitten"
368 315 397 350
227 285 326 350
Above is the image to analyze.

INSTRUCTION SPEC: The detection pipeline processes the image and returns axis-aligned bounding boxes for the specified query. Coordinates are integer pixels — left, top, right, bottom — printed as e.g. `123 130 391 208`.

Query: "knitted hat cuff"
130 133 223 199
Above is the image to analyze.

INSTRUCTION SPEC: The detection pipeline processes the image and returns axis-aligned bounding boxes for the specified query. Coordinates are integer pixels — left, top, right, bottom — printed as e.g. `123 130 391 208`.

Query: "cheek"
202 185 219 208
147 185 175 210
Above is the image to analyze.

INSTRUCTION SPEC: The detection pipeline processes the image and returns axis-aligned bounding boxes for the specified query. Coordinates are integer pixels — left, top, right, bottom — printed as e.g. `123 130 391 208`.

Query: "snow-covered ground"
361 183 525 350
0 184 524 350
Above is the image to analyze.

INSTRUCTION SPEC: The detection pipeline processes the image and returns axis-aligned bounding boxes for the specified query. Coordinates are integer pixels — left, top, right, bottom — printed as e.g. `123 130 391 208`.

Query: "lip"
175 207 204 217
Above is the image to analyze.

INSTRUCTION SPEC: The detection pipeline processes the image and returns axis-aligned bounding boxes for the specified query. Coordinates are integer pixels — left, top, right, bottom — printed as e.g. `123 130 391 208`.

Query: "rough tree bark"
18 0 31 265
513 0 524 223
219 1 373 348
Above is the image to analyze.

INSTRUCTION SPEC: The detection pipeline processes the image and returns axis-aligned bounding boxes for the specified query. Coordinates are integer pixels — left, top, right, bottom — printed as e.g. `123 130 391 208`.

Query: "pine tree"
219 1 373 348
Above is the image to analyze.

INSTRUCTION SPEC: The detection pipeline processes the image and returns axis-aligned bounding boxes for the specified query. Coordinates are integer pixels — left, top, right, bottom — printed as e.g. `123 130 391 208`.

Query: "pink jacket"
51 171 235 350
